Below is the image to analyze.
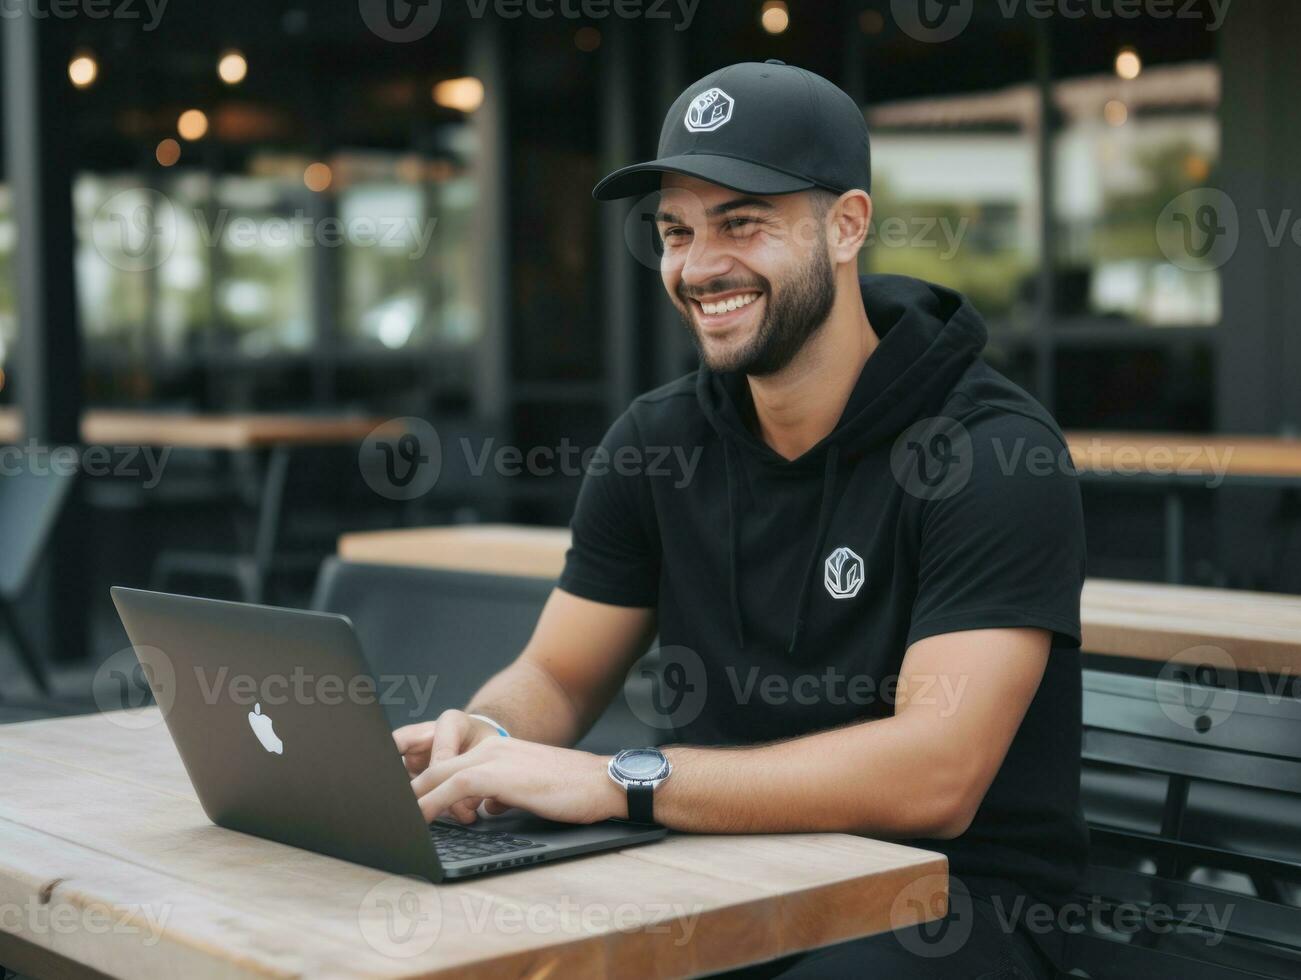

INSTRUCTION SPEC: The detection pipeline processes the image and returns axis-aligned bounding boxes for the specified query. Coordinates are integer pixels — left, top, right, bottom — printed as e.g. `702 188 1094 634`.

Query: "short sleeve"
558 410 661 607
907 412 1086 649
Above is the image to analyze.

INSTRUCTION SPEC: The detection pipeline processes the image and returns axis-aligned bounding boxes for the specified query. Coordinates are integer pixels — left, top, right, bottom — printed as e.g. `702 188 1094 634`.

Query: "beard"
675 242 836 377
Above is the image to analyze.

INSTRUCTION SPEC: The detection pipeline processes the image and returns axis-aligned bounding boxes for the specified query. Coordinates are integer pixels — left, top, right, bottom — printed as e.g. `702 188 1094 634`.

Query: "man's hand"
408 736 626 826
393 710 503 824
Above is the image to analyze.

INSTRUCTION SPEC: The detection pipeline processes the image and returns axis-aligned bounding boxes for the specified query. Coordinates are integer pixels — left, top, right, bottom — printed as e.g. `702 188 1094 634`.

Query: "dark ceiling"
0 0 1221 174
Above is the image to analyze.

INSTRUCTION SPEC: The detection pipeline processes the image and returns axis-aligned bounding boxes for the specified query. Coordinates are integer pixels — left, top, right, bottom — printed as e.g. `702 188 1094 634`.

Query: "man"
395 61 1085 979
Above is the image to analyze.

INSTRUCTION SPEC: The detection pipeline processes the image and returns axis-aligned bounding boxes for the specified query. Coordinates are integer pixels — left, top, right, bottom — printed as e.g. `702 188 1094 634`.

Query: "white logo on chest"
824 547 864 599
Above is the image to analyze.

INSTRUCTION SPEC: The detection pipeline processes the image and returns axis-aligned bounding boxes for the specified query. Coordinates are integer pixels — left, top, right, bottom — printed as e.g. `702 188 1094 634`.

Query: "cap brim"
592 153 816 201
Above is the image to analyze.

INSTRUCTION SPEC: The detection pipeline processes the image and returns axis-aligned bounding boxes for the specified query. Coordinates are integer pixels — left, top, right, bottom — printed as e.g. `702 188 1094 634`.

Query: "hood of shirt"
695 273 989 656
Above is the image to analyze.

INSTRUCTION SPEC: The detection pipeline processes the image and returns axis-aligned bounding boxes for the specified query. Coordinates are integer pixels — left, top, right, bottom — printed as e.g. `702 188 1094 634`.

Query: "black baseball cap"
592 60 871 201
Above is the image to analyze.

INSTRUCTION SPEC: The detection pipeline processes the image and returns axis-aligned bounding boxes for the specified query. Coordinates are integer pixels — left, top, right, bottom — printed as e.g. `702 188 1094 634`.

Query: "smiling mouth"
690 291 763 323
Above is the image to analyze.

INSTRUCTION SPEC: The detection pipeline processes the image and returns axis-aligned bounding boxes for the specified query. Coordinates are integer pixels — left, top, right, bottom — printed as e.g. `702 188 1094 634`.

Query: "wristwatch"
607 748 672 825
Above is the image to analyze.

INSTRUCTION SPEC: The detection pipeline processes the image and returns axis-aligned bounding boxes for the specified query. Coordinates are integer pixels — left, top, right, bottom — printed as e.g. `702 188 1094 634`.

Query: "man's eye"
723 217 759 232
661 227 690 245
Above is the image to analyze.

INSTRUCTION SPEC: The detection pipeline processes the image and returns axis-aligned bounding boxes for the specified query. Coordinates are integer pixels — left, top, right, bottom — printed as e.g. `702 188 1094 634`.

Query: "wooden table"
339 526 1301 678
0 711 947 979
2 409 403 605
1064 431 1301 584
0 408 398 449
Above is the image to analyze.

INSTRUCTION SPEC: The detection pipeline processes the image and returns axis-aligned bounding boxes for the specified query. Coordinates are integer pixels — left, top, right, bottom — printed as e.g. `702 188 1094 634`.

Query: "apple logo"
248 702 283 755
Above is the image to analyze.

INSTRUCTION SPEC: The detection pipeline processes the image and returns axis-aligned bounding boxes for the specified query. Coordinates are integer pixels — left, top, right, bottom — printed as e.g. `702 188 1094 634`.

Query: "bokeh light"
178 109 209 141
432 77 485 113
218 51 249 85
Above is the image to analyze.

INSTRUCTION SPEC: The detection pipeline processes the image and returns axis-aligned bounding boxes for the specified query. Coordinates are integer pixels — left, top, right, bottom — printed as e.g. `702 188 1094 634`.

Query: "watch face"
616 749 668 780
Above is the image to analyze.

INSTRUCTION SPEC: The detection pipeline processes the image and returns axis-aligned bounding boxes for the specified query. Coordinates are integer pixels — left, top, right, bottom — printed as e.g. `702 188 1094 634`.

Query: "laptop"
109 586 666 881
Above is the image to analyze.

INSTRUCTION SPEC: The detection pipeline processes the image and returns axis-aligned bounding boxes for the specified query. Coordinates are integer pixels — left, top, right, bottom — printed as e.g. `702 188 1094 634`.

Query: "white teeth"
700 292 760 315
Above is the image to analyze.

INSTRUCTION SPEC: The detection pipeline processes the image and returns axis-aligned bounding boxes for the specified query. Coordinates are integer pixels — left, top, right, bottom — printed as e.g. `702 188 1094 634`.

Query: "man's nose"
680 232 733 290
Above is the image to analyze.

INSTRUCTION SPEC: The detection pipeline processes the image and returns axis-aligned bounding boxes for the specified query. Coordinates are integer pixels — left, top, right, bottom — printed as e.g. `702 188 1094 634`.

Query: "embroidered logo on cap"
684 88 734 133
824 547 864 599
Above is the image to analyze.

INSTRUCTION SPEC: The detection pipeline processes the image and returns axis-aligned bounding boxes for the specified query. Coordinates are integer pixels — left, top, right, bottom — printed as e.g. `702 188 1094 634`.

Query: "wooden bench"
1082 578 1301 680
1073 668 1301 979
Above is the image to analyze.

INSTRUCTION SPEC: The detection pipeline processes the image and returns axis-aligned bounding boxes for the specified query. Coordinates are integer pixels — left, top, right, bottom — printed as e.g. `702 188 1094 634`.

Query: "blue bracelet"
468 713 510 738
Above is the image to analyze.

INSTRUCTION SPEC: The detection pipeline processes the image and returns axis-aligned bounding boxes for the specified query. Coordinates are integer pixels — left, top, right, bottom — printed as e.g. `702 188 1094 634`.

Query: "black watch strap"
627 781 655 824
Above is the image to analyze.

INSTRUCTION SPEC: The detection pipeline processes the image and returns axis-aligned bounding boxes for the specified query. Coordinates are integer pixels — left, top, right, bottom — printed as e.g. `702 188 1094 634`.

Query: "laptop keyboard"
429 822 538 863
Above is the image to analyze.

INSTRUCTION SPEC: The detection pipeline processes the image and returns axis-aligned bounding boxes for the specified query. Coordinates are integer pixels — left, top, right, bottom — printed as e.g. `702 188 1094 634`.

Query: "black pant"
712 891 1057 980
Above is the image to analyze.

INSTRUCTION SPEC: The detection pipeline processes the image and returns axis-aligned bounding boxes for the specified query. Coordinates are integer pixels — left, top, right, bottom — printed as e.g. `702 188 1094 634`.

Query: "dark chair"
309 557 657 751
0 462 91 717
1066 667 1301 978
151 442 404 605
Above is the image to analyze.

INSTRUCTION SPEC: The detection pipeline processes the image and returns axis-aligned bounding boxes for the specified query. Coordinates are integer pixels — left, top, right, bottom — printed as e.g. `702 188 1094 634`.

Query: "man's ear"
829 190 872 264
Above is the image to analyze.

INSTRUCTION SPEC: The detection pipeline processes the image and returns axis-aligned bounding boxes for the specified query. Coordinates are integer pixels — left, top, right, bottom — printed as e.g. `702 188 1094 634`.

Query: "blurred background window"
1053 63 1220 326
869 85 1041 328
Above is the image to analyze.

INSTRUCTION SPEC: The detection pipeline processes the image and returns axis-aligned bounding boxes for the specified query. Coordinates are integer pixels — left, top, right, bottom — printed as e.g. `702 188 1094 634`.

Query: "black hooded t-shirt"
559 273 1089 914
